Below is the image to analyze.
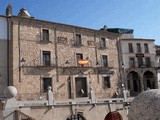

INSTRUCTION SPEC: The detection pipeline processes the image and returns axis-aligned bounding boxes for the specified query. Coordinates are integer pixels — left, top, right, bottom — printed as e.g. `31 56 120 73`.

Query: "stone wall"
20 104 127 120
10 17 120 100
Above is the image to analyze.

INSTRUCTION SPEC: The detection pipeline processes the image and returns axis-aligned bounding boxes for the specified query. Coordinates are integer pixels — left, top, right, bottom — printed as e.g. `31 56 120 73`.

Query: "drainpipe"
94 33 99 83
18 19 21 82
7 17 10 86
54 27 59 82
116 37 124 96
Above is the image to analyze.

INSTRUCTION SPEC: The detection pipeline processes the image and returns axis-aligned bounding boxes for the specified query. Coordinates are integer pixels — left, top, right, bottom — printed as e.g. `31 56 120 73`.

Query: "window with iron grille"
144 43 149 53
102 55 108 67
128 43 133 53
129 57 135 67
42 29 49 41
100 37 106 48
76 53 83 67
75 34 82 45
137 43 141 53
145 57 151 67
42 51 51 66
103 76 111 88
43 78 52 92
137 56 143 67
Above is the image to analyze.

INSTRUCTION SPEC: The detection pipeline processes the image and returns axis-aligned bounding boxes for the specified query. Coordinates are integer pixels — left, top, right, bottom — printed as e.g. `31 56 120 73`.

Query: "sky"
0 0 160 45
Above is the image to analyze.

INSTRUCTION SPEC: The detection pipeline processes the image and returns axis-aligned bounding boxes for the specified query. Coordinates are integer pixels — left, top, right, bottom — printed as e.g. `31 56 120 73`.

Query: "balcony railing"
71 39 84 47
129 61 156 68
23 58 56 69
97 41 107 49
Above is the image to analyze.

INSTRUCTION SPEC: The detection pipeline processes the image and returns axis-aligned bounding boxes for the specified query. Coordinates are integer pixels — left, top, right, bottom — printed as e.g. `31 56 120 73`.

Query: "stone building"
0 6 131 120
155 45 160 88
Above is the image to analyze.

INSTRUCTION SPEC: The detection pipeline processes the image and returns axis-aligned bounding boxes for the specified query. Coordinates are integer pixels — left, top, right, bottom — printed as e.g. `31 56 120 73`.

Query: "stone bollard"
128 89 160 120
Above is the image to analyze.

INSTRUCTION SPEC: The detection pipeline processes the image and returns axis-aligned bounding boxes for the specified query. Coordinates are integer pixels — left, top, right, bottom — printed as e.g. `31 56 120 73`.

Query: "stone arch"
66 114 86 120
127 71 141 96
143 70 156 90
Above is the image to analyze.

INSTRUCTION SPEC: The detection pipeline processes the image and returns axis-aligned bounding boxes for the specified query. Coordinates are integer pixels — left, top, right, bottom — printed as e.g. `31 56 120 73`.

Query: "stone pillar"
140 75 144 92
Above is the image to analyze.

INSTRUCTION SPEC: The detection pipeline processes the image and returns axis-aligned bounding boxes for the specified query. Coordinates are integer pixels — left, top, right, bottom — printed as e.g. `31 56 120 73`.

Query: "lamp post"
20 58 26 67
121 63 127 102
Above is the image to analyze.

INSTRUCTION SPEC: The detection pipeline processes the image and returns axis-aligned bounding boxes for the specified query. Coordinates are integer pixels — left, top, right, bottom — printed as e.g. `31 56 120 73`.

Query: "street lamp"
121 63 127 102
20 58 26 67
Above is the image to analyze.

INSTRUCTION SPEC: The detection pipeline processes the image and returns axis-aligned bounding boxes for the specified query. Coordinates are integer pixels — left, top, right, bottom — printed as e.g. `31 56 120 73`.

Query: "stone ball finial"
47 86 52 90
3 86 17 99
128 89 160 120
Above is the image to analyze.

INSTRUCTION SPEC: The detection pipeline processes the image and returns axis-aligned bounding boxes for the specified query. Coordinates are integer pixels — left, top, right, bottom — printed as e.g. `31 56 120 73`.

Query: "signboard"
98 70 114 74
136 54 144 57
78 59 89 65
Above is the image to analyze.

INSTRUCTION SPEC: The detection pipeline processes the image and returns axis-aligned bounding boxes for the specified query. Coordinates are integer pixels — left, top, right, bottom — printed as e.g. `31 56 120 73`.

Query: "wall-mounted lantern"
20 58 26 67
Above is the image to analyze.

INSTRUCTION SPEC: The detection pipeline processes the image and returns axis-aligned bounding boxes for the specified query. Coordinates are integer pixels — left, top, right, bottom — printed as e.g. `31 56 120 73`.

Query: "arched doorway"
66 114 85 120
127 71 141 96
143 71 156 90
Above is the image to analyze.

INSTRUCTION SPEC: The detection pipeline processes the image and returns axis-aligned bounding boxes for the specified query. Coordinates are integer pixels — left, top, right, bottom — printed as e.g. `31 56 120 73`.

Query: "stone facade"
10 17 121 101
2 16 130 120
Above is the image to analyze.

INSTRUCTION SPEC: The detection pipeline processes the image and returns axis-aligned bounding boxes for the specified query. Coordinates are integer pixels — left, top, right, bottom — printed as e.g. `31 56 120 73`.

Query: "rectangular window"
42 29 49 41
75 34 82 45
145 57 151 67
75 77 87 98
144 43 149 53
76 53 83 67
43 78 52 92
102 55 108 67
100 38 106 48
103 76 111 88
128 43 133 52
137 43 141 53
43 51 51 66
137 57 143 67
129 58 135 67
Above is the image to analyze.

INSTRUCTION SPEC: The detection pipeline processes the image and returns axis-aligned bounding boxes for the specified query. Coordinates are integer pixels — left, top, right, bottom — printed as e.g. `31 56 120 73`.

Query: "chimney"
6 4 12 17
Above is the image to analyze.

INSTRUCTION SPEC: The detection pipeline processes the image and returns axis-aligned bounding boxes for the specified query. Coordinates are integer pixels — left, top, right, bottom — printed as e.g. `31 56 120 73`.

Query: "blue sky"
0 0 160 45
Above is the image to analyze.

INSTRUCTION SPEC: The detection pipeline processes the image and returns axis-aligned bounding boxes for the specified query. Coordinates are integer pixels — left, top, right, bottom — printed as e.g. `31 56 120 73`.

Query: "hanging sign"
78 59 89 65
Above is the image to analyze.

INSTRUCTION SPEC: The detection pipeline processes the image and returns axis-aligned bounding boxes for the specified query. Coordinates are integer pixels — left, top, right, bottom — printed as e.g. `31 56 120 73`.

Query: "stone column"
140 75 144 92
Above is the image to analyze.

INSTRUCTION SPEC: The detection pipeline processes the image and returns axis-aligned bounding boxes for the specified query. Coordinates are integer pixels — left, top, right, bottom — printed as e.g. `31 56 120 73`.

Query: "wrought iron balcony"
97 41 107 49
129 61 156 68
71 39 84 47
23 58 56 69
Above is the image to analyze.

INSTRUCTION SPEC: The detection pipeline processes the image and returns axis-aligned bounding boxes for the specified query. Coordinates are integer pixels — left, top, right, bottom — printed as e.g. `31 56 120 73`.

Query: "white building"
0 15 9 97
120 38 157 96
155 45 160 89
